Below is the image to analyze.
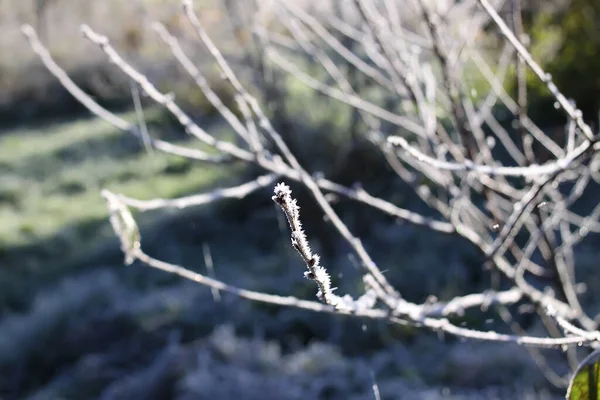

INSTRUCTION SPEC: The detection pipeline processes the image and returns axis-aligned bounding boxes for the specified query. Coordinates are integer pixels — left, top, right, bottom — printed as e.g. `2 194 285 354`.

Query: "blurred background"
1 0 600 398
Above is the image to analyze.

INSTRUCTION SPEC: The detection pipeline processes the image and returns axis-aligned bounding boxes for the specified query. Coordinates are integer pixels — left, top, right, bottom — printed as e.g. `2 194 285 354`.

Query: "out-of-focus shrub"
507 0 600 126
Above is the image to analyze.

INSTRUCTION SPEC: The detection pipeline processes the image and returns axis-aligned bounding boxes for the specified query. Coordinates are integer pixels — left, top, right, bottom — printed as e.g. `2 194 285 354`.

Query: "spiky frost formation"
273 183 335 305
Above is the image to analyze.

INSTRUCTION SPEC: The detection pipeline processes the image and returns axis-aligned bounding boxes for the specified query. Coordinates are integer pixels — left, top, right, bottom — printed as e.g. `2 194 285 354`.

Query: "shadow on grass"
0 216 120 311
0 179 280 311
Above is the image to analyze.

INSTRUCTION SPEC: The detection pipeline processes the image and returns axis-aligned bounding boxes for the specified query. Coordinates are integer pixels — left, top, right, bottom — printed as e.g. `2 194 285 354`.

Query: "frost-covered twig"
272 182 335 304
104 184 596 349
272 182 377 311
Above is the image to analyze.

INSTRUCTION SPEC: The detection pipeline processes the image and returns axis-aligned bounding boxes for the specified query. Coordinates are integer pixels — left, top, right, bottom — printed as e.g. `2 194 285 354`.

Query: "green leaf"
567 349 600 399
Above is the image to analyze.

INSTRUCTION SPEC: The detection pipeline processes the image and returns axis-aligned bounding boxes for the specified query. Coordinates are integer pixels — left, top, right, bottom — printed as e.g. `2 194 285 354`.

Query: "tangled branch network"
22 0 600 389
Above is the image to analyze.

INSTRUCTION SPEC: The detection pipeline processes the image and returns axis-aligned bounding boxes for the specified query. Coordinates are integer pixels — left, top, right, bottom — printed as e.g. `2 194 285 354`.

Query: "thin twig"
388 135 591 177
117 174 278 211
21 24 229 163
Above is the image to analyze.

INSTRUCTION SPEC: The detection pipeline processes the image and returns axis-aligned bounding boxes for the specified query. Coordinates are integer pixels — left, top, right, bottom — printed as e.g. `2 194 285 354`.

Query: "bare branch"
80 24 256 163
21 24 229 163
118 174 278 211
388 135 592 178
152 22 256 151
